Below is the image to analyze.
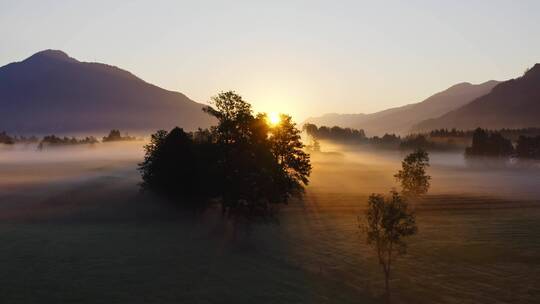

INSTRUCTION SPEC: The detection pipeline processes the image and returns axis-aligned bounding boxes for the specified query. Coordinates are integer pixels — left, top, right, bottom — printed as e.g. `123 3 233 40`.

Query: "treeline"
303 124 453 150
102 129 136 142
429 127 540 141
303 123 401 147
38 135 99 149
466 128 540 159
0 131 39 144
304 124 540 157
0 129 139 149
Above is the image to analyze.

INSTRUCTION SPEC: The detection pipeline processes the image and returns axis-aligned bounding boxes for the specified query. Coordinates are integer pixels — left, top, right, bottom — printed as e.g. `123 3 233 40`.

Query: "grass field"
0 142 539 303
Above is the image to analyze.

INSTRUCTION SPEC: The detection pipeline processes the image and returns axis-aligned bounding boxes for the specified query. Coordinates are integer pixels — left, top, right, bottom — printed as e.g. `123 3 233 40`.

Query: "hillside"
413 64 540 132
0 50 215 134
305 80 499 136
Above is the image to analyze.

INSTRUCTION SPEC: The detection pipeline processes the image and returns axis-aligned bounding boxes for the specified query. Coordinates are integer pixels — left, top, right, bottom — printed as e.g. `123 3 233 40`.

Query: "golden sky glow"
1 1 539 122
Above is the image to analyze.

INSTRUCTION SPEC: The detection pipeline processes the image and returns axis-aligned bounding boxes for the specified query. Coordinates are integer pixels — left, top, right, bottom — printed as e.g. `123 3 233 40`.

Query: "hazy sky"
1 0 539 121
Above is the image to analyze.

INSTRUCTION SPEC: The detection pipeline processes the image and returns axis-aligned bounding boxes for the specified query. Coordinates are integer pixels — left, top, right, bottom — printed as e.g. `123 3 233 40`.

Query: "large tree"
138 91 311 218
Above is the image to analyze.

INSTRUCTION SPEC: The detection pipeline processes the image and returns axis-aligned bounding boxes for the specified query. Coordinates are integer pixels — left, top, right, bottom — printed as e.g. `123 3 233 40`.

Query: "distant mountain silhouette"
413 64 540 132
0 50 215 134
305 81 499 136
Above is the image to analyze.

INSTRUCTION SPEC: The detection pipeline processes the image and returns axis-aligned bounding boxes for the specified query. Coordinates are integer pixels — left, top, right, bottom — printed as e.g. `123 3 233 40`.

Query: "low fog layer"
1 140 539 221
307 141 540 201
0 140 539 303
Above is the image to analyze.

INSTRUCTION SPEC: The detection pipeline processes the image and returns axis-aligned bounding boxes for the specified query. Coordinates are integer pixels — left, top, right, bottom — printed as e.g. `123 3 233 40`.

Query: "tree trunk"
385 270 391 304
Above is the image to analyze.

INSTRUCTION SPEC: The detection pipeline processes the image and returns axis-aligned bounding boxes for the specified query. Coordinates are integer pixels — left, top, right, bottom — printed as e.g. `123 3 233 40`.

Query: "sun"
267 112 281 126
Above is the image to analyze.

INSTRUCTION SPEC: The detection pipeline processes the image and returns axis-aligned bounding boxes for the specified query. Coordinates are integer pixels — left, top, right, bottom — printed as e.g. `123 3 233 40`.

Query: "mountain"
413 65 540 132
0 50 215 134
305 80 500 136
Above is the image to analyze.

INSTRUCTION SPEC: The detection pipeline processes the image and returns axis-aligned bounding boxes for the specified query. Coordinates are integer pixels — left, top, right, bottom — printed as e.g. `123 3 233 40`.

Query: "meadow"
0 141 539 303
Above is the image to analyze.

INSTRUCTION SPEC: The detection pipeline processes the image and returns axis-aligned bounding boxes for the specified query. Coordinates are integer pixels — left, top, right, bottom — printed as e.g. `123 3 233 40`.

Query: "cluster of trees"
400 134 469 151
303 123 367 142
515 135 540 159
430 127 540 140
304 124 477 151
0 132 38 144
102 129 136 142
303 124 459 151
465 128 513 157
138 91 311 219
1 129 137 149
38 135 99 149
361 149 430 302
431 128 540 159
0 131 14 144
305 124 540 157
399 135 437 150
303 124 401 147
429 128 470 138
370 134 401 147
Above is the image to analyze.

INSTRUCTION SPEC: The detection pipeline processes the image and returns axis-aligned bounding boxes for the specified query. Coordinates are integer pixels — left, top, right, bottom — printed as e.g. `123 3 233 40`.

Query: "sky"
1 0 539 121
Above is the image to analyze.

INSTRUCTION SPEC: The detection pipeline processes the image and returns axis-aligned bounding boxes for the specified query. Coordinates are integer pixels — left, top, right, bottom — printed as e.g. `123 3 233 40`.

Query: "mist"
0 139 539 303
307 141 540 201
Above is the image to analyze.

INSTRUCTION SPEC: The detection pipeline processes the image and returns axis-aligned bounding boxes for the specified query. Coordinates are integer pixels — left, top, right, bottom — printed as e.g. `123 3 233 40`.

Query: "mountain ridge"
412 64 540 132
0 50 215 135
304 80 500 136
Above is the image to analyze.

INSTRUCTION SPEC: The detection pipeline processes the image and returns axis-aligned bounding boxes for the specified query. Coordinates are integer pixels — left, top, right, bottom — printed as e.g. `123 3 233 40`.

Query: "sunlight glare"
268 112 281 126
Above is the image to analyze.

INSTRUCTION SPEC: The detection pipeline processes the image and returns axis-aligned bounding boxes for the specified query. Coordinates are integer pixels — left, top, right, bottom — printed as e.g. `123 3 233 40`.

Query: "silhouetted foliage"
361 190 418 302
515 135 540 159
399 135 436 150
306 125 540 154
139 91 312 218
429 128 469 138
10 135 39 144
102 129 136 142
394 149 431 197
465 128 514 157
429 127 540 141
38 135 98 149
370 134 401 147
0 131 14 144
303 123 367 143
303 124 401 148
138 128 222 208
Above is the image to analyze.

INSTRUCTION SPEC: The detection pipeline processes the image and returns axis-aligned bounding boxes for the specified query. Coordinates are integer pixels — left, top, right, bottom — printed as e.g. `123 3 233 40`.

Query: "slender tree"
362 190 417 303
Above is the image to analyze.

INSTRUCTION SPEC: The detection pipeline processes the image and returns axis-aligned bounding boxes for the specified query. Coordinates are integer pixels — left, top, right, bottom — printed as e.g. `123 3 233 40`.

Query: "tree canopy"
138 91 311 218
465 128 513 157
394 149 431 197
363 190 418 301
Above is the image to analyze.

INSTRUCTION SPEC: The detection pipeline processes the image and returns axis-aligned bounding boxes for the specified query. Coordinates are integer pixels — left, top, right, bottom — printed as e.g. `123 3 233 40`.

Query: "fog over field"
0 142 539 303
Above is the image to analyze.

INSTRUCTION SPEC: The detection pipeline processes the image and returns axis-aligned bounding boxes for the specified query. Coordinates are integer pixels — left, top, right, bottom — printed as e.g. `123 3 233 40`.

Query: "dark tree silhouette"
394 149 431 197
302 123 402 148
138 91 311 218
103 129 136 142
38 134 98 149
138 128 222 207
0 131 14 144
303 123 367 143
399 135 436 150
362 190 418 303
465 128 513 157
516 135 540 159
271 114 311 188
